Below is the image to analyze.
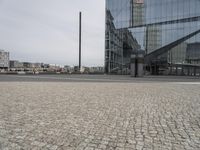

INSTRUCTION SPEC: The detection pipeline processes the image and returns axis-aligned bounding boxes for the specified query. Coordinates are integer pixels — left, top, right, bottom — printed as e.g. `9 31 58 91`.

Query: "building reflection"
105 0 200 75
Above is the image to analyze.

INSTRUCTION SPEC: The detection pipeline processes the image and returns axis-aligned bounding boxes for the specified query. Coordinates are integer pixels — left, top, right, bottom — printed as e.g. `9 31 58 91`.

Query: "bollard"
131 54 137 77
137 52 144 77
131 50 145 77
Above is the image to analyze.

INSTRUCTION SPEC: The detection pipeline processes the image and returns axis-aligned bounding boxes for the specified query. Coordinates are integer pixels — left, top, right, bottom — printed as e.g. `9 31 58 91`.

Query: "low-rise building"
23 62 33 68
10 60 24 68
41 63 50 69
89 67 104 74
32 63 42 68
63 65 74 73
48 64 62 72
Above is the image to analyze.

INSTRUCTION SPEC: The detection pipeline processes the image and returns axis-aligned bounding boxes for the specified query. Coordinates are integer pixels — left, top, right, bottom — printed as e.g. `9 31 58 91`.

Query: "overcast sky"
0 0 105 66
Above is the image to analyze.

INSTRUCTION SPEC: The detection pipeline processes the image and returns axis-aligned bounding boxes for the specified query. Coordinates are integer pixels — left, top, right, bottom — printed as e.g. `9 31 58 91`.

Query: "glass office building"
105 0 200 75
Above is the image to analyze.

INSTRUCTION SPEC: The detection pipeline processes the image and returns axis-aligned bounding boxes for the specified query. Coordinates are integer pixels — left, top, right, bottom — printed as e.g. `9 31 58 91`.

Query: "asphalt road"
0 74 200 83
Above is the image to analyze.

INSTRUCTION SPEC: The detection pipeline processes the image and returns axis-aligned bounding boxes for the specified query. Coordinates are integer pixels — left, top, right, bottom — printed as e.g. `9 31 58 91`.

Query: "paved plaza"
0 75 200 150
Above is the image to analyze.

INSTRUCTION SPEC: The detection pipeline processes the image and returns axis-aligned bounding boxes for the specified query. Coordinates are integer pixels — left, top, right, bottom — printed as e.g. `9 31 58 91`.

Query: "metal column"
79 12 82 71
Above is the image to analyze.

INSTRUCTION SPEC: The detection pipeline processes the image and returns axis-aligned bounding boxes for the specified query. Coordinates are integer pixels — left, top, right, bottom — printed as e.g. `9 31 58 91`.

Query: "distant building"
63 65 74 73
0 50 9 69
89 67 104 74
48 64 62 72
10 60 24 68
23 62 33 68
32 63 42 68
41 63 50 69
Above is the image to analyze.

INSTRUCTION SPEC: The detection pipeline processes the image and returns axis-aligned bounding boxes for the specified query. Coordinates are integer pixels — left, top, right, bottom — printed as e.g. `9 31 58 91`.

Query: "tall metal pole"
79 12 82 71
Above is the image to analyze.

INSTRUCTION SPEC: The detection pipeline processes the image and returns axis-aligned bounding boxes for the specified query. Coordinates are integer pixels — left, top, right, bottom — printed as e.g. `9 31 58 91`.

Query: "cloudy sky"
0 0 105 66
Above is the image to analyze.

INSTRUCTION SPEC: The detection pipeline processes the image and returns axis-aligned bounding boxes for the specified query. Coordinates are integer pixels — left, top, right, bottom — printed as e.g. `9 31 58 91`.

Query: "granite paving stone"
0 82 200 150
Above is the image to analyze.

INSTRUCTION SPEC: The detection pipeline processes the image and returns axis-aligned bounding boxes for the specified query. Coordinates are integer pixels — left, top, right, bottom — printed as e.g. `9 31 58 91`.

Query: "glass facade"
105 0 200 75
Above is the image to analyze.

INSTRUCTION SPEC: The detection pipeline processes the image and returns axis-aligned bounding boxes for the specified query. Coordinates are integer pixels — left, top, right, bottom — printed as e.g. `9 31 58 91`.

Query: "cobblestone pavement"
0 82 200 150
